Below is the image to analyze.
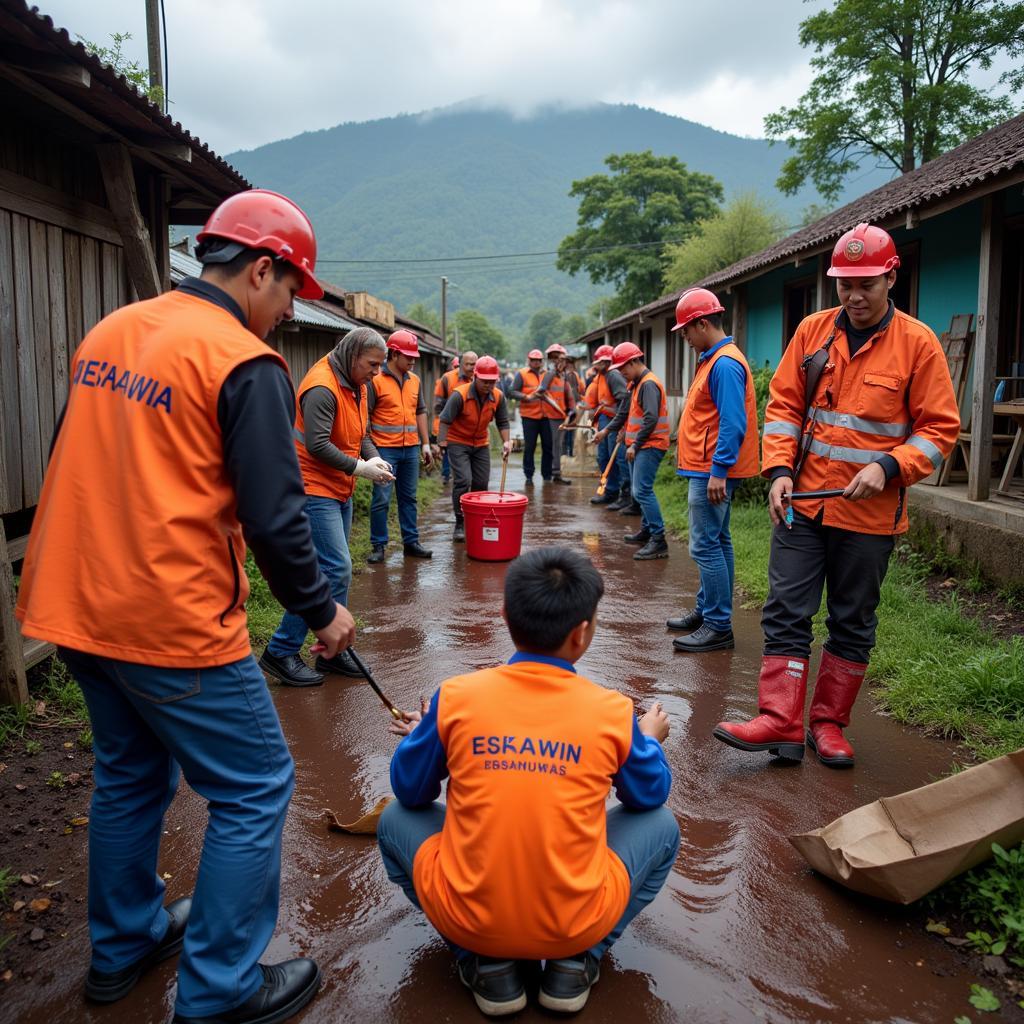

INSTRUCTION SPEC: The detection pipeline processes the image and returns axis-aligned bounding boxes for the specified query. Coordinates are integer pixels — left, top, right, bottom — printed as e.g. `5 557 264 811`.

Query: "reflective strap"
807 438 889 465
370 422 417 434
293 427 306 444
906 434 943 468
764 420 801 439
815 409 911 438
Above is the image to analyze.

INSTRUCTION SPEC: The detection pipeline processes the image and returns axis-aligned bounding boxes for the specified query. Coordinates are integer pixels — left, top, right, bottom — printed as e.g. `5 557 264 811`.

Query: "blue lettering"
151 386 172 414
72 361 84 384
520 737 535 755
565 743 581 765
538 739 560 759
127 373 150 401
537 762 548 773
472 736 485 755
81 360 99 386
143 380 158 405
487 736 499 755
113 370 130 394
558 765 566 776
99 365 119 390
502 736 517 754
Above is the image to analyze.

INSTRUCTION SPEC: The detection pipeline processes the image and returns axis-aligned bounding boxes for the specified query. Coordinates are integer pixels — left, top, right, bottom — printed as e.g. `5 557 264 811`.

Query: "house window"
666 317 684 395
783 275 816 351
639 327 652 366
890 241 920 318
999 218 1024 399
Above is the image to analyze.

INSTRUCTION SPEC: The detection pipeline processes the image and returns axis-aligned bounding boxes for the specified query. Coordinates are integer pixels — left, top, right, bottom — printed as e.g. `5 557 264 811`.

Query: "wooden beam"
0 168 121 245
0 519 30 706
968 192 1003 501
144 141 192 163
96 143 161 301
0 43 91 87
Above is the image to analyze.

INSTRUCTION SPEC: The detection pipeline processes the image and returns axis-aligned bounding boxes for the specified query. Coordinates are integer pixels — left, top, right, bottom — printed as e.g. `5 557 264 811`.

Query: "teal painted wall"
745 262 814 370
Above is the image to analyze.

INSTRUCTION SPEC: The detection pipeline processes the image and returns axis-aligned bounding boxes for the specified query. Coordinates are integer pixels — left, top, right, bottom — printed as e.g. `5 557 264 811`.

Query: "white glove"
421 443 434 466
354 457 395 483
501 440 512 457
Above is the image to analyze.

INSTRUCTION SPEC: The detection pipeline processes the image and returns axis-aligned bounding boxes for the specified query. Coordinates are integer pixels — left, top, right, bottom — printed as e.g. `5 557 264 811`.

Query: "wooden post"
145 0 165 111
732 283 748 352
968 193 1003 502
96 143 162 302
0 519 29 706
815 253 831 311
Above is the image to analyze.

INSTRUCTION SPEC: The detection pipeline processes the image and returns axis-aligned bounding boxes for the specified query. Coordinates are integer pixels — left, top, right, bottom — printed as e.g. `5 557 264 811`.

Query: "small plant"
76 729 93 750
46 770 66 790
0 866 15 903
968 984 1000 1012
24 738 42 756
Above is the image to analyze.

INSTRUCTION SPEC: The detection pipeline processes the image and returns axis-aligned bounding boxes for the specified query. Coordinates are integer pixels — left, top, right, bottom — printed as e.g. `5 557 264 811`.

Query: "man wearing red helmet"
438 356 512 541
715 223 959 769
541 343 574 484
666 289 760 654
509 348 553 485
366 330 435 564
434 352 477 484
16 190 354 1023
570 345 629 505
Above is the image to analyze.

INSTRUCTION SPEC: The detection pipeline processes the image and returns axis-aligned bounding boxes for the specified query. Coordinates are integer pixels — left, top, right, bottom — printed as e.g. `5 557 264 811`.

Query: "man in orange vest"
15 190 354 1023
260 327 394 685
715 224 959 768
434 353 475 483
594 343 671 560
377 546 677 1016
667 289 760 653
509 348 552 484
560 354 583 458
366 330 434 563
542 342 574 484
569 345 628 505
438 356 512 542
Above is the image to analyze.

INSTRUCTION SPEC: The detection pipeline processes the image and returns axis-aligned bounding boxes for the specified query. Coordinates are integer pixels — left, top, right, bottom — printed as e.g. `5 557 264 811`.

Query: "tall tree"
557 152 723 317
662 193 788 292
404 302 442 337
527 308 566 346
765 0 1024 203
453 309 509 359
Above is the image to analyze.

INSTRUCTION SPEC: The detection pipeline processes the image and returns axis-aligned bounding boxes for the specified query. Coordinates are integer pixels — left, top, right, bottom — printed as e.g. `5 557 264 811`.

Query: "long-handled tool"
310 643 405 720
784 488 846 524
596 441 622 496
499 450 509 494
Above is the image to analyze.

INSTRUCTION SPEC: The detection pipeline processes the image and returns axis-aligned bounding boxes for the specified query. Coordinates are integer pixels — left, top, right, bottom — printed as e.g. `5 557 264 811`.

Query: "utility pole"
441 276 448 349
145 0 165 111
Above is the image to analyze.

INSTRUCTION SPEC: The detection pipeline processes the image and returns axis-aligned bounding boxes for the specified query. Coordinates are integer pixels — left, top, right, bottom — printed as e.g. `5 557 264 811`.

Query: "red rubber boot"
712 655 808 762
806 649 866 769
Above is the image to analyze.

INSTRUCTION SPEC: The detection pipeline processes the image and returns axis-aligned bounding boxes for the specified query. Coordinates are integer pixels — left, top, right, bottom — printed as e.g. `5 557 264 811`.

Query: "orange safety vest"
445 381 500 447
594 370 620 419
677 342 760 478
412 660 634 960
542 371 567 420
294 356 367 503
370 368 420 449
762 306 960 535
625 370 670 450
16 290 287 668
517 367 544 420
432 367 461 435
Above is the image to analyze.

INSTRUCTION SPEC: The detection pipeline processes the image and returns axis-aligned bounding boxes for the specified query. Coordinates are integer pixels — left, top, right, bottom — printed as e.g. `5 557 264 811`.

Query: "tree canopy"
765 0 1024 203
556 151 723 317
404 302 442 337
453 309 509 359
662 193 788 292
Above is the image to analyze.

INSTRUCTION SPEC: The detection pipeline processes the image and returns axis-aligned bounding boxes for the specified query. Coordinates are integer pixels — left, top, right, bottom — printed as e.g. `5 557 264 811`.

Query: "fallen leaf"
62 742 73 749
14 784 26 792
1 969 11 982
19 874 38 886
69 817 88 827
29 898 50 913
161 872 172 880
0 763 6 773
34 701 45 716
12 901 25 912
28 928 44 943
925 919 951 936
65 773 82 786
41 880 63 888
324 796 393 836
939 578 956 589
62 827 73 835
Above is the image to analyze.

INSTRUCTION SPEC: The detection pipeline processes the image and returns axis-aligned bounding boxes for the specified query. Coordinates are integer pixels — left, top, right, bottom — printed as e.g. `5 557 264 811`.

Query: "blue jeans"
596 413 621 496
441 447 450 481
267 495 351 656
630 447 665 537
377 801 679 961
59 648 294 1018
370 445 420 546
687 476 741 631
521 416 552 481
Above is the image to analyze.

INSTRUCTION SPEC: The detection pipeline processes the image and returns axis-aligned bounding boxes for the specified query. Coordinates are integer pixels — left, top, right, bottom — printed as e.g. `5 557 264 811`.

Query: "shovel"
596 441 622 496
784 488 846 525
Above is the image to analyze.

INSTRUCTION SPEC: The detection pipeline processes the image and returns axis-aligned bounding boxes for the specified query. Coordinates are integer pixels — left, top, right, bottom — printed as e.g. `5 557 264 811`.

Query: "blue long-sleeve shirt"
678 336 748 481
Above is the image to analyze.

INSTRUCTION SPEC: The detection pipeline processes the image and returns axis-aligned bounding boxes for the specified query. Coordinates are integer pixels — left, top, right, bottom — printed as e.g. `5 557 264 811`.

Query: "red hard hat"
450 356 460 369
545 343 567 356
593 344 614 361
527 348 544 360
387 329 420 358
196 189 324 299
474 355 501 380
827 222 900 278
611 341 643 369
670 287 725 332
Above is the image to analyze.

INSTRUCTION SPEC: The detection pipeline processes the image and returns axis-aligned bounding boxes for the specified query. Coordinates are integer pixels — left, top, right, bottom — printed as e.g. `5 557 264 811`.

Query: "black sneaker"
173 958 321 1024
666 609 703 632
634 535 669 560
605 493 630 512
315 649 367 679
86 897 191 1003
551 475 572 485
618 500 643 516
539 953 601 1014
367 544 386 564
258 650 324 687
672 623 734 652
457 957 526 1017
403 541 433 559
623 528 650 544
589 492 618 505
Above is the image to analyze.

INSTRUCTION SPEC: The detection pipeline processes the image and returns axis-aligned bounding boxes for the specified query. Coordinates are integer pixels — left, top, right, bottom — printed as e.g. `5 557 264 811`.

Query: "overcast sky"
38 0 821 154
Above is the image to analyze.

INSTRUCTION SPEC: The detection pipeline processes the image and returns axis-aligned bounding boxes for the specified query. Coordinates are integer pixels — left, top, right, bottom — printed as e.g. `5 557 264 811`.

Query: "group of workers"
13 177 960 1024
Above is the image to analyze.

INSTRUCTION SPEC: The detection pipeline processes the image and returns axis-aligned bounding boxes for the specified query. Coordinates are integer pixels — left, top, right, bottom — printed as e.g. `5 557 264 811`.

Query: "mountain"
227 102 891 344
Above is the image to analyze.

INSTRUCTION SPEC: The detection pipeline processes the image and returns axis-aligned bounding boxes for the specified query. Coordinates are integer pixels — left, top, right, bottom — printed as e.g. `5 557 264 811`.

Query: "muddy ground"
2 458 1021 1024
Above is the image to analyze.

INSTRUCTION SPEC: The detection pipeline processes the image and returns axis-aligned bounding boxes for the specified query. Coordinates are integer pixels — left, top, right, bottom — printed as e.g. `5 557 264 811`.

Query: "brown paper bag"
790 748 1024 903
324 796 393 836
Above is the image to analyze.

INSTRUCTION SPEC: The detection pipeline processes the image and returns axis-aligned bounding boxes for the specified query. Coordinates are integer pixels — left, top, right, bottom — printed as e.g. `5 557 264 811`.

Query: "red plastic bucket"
460 491 529 561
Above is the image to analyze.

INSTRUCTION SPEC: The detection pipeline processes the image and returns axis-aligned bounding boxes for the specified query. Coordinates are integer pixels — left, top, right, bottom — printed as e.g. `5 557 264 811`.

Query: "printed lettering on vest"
471 734 582 775
73 359 173 414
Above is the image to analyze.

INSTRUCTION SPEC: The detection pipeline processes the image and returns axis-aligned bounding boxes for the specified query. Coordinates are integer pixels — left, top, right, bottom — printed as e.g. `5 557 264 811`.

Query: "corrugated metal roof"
575 110 1024 341
169 249 359 331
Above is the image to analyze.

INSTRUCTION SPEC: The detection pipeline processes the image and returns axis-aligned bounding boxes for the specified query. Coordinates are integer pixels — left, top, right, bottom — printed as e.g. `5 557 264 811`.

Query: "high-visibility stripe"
807 438 889 464
764 420 801 439
370 422 417 434
293 427 306 444
907 434 943 468
815 409 911 437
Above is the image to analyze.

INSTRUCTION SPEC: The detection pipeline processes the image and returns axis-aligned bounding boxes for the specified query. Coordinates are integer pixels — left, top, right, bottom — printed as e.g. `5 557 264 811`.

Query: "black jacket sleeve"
218 358 334 631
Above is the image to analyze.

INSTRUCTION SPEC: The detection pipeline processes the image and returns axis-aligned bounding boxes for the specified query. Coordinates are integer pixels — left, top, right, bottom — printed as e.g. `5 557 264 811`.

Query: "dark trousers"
449 443 491 520
761 511 895 664
521 416 552 481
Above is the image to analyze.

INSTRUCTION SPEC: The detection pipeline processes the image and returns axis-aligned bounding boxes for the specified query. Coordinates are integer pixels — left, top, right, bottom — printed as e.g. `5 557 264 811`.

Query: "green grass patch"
654 460 1024 761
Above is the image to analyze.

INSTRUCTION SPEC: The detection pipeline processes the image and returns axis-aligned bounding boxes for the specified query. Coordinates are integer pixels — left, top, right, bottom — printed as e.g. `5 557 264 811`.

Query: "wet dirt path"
7 458 995 1024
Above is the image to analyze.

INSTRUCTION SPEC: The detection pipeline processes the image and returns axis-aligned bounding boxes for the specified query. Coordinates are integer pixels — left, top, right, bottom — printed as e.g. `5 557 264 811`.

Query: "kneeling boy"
378 546 679 1016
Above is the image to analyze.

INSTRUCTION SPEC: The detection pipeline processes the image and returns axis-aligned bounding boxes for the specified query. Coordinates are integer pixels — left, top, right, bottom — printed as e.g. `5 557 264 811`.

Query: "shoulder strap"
800 330 837 411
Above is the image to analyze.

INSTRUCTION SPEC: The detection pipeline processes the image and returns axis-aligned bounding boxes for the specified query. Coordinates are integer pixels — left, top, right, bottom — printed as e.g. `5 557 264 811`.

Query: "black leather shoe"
523 477 534 487
85 897 192 1003
315 649 367 678
457 956 526 1017
539 953 601 1014
590 491 618 505
367 544 386 564
403 541 432 559
258 650 323 687
623 528 650 544
551 475 572 485
605 492 630 511
453 520 466 542
667 609 703 632
635 535 669 560
673 623 735 652
619 500 643 516
173 958 321 1024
